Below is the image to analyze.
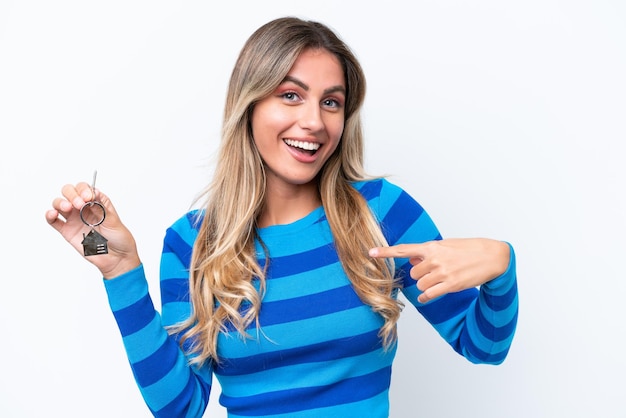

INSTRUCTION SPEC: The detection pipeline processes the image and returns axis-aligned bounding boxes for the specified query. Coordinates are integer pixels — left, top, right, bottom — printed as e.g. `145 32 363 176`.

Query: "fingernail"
368 248 378 257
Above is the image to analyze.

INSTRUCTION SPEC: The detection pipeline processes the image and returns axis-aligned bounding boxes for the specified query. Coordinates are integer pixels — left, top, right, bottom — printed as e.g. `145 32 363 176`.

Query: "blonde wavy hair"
173 17 402 366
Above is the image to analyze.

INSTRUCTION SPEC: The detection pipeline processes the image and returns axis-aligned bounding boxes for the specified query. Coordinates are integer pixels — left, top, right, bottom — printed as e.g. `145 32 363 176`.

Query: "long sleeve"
359 179 519 364
401 246 518 364
103 211 212 417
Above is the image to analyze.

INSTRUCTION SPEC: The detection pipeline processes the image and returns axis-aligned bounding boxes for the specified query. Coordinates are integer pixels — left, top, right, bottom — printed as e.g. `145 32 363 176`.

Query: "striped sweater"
104 178 518 417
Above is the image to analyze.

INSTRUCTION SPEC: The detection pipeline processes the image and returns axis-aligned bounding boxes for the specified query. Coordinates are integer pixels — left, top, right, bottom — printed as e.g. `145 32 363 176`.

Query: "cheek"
250 105 266 140
251 107 292 142
329 118 345 146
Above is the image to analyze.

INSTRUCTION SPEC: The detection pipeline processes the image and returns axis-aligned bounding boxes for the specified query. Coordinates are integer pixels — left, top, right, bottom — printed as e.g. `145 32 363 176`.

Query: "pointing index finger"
369 244 424 259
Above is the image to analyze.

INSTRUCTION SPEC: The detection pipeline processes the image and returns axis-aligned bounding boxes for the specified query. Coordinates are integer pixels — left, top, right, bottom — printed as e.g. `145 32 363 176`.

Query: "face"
251 48 346 193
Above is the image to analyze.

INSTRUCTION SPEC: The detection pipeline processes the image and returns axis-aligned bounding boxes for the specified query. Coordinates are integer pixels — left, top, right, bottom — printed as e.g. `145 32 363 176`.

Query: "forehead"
286 48 345 87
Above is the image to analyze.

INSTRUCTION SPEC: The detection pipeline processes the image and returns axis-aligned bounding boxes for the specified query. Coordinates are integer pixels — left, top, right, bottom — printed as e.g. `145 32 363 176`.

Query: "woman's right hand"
45 182 141 279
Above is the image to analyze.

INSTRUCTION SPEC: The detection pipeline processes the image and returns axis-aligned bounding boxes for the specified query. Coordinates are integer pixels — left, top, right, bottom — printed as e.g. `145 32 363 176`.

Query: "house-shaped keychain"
82 229 109 256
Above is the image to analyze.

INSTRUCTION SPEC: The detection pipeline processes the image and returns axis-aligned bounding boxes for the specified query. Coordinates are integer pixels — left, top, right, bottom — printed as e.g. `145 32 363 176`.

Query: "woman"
46 17 518 417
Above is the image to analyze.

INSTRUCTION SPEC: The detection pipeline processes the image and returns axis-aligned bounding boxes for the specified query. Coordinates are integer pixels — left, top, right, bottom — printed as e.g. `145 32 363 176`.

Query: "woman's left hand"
369 238 510 303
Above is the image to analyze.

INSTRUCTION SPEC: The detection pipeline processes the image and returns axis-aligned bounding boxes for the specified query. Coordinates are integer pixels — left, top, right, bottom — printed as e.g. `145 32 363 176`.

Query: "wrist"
494 240 511 278
102 256 142 280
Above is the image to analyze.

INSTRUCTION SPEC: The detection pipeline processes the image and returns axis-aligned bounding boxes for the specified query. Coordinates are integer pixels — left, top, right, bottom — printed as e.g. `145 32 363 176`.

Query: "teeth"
284 139 320 151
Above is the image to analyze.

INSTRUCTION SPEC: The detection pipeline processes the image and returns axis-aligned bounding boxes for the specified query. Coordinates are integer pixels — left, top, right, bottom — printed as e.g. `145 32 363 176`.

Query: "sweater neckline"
257 206 325 238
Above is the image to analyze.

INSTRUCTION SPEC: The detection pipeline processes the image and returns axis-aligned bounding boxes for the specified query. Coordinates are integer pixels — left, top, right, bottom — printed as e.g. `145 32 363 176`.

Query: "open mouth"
284 139 320 156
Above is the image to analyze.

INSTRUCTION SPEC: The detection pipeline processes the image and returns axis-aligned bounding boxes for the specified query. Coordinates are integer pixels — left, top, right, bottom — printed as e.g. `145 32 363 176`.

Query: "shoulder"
352 177 406 201
352 178 439 243
163 209 204 252
352 177 417 214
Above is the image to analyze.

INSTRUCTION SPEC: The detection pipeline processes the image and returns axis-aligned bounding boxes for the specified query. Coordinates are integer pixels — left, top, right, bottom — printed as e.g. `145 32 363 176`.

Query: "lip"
283 138 321 164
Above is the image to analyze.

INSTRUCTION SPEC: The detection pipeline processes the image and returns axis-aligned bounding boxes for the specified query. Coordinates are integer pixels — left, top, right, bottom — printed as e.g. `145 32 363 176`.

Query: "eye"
280 91 301 102
322 98 343 109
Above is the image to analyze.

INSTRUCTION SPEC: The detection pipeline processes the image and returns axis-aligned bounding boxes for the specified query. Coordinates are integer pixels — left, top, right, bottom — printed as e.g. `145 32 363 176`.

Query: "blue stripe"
227 390 391 418
223 284 363 333
122 315 167 363
380 190 424 244
104 265 148 311
463 302 516 354
417 288 478 324
477 292 519 328
459 332 510 364
262 244 340 279
218 348 391 399
482 280 518 311
220 366 392 416
159 252 190 279
219 305 383 358
398 262 416 288
475 307 518 343
161 301 192 328
132 338 180 387
185 210 203 229
354 179 383 201
163 227 193 267
113 293 156 337
398 261 417 289
257 285 363 327
395 213 442 246
153 371 208 418
216 329 382 376
139 352 206 411
262 262 350 302
161 278 190 305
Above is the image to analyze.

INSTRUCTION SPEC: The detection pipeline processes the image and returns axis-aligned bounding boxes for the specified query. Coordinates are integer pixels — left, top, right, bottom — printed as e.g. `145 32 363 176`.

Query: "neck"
257 180 321 228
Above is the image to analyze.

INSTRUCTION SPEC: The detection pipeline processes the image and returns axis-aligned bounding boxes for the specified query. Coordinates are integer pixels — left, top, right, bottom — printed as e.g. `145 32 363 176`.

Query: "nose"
298 102 324 132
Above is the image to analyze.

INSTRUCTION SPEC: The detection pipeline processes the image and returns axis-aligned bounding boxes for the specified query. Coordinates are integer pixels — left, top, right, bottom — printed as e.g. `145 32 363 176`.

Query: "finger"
369 243 426 259
45 209 66 233
417 281 449 304
61 182 93 210
409 262 433 283
414 271 439 292
45 208 59 225
90 190 121 228
47 195 79 232
51 196 73 214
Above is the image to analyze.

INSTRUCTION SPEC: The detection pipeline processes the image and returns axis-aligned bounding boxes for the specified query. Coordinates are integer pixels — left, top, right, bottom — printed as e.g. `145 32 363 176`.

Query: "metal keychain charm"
80 171 108 256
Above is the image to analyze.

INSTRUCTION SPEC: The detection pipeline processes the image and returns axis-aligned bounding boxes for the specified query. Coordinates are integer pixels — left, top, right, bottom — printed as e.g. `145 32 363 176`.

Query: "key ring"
79 170 105 227
80 170 109 256
80 201 106 227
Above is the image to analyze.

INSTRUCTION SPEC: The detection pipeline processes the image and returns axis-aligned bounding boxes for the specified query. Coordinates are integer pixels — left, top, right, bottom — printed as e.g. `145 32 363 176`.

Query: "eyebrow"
283 75 346 96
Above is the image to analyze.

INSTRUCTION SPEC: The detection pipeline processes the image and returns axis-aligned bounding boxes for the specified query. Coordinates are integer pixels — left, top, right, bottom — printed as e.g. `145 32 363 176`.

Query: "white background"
1 1 624 417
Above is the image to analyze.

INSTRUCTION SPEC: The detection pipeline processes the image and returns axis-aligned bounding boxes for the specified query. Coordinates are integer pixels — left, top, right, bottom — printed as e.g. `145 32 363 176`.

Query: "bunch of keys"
80 171 109 256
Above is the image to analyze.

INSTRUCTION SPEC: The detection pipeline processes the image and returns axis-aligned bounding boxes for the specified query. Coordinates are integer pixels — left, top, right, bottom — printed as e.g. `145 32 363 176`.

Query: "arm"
46 183 212 416
367 180 518 364
104 261 212 416
393 243 518 364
